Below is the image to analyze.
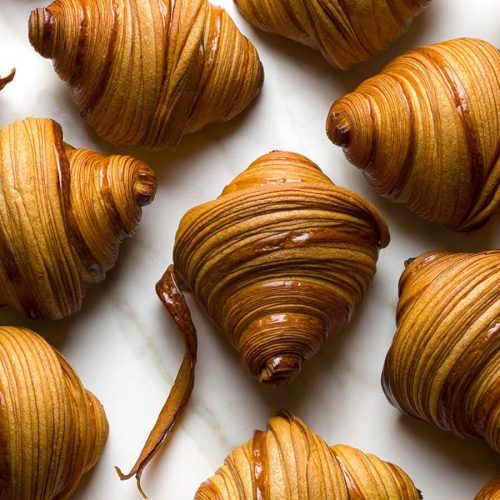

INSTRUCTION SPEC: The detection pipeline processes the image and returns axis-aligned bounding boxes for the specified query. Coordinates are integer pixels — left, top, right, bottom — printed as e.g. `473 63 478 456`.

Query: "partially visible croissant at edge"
0 117 156 320
235 0 430 69
383 250 500 452
0 68 15 90
0 326 109 499
476 478 500 499
196 412 421 499
28 0 264 149
327 38 500 231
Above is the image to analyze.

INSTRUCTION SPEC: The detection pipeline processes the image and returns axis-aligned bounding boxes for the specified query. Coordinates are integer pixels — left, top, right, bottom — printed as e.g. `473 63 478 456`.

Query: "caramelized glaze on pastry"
0 117 156 319
235 0 430 68
383 250 500 452
0 326 108 499
197 412 421 499
29 0 264 149
327 38 500 231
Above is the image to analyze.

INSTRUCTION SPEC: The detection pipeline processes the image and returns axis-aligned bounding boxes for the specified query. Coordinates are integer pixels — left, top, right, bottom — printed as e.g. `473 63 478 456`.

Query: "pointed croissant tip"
260 355 302 386
29 8 54 58
134 166 157 207
326 110 351 148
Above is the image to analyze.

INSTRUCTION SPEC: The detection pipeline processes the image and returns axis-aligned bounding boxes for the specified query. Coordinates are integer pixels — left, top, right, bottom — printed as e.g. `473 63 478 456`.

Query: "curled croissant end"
170 151 389 386
116 266 197 497
0 327 109 499
0 117 156 320
29 0 264 149
196 412 421 499
327 38 500 231
0 68 15 90
383 250 500 452
476 477 500 500
235 0 430 69
260 354 303 386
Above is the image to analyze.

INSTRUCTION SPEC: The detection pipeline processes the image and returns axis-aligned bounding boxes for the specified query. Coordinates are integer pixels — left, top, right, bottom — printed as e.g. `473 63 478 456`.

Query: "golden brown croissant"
116 152 389 495
0 69 15 90
169 151 389 385
0 326 108 499
196 412 421 499
476 478 500 500
0 117 156 320
29 0 264 149
382 250 500 452
327 38 500 231
235 0 430 69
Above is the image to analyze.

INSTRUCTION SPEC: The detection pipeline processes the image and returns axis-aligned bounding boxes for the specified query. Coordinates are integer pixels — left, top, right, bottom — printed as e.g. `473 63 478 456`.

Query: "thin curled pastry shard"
28 0 264 149
0 69 15 90
235 0 430 69
196 412 421 499
476 478 500 500
116 266 197 497
0 326 109 499
327 38 500 231
170 151 389 385
0 117 156 320
382 250 500 452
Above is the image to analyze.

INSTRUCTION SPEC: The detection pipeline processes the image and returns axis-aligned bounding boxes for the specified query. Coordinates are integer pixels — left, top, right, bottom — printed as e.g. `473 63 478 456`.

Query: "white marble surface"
1 0 499 499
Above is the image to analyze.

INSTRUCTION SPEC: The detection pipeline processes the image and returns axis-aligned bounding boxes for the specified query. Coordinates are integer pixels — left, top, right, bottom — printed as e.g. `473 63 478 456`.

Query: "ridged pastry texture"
476 478 500 500
327 38 500 231
0 326 108 499
29 0 264 149
0 117 156 320
117 152 388 496
171 151 389 385
0 69 15 90
383 250 500 452
235 0 430 69
196 412 421 499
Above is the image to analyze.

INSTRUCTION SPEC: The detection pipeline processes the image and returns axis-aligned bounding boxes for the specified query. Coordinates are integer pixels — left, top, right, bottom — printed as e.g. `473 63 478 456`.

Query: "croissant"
476 478 500 500
0 326 108 499
382 250 500 452
0 68 15 90
327 38 500 232
0 117 156 320
169 151 389 385
196 412 421 499
28 0 264 149
115 152 389 494
235 0 430 69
